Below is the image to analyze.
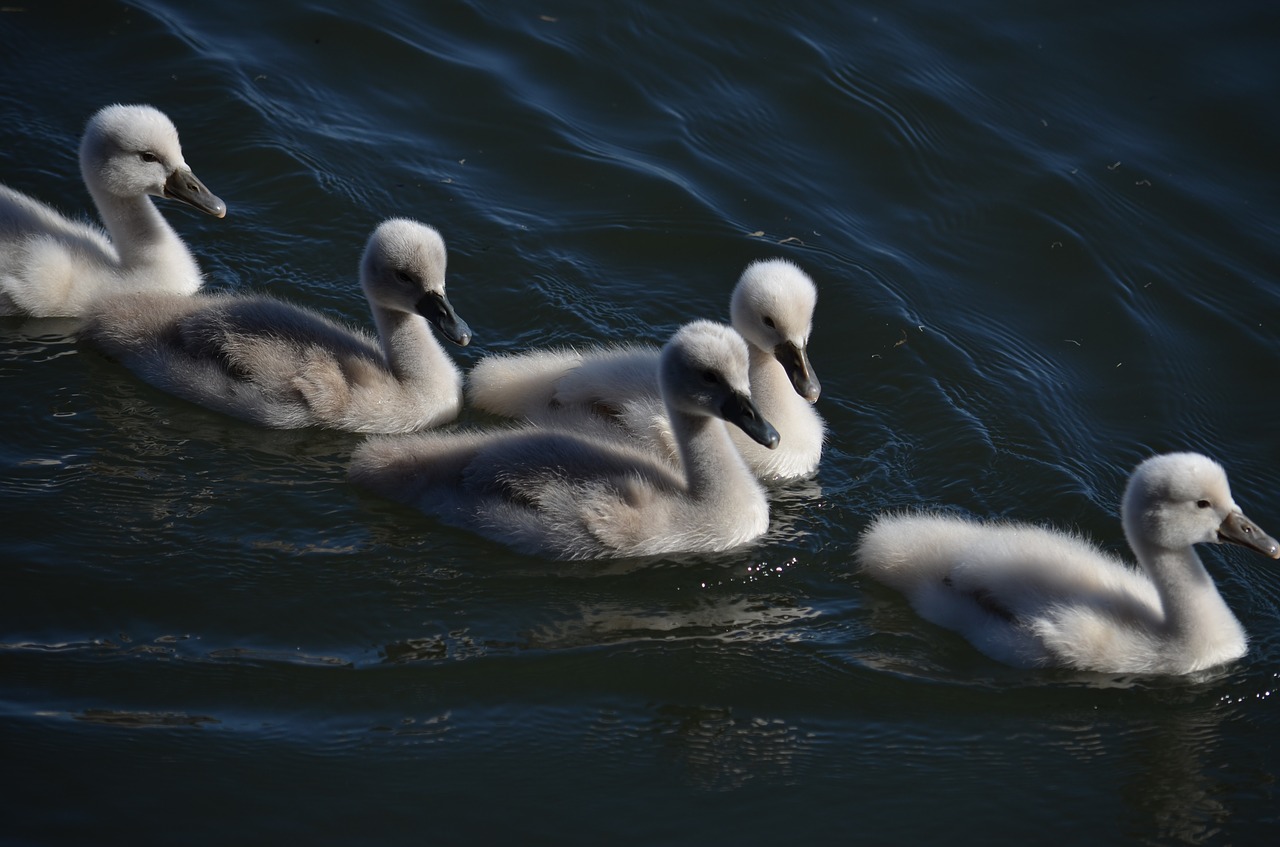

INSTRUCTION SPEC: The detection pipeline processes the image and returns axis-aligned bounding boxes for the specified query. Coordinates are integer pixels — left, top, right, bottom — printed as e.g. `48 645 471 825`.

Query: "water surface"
2 1 1279 844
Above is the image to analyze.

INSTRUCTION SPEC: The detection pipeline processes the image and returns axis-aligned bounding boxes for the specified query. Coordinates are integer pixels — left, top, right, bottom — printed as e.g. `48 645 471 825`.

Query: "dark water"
3 1 1280 844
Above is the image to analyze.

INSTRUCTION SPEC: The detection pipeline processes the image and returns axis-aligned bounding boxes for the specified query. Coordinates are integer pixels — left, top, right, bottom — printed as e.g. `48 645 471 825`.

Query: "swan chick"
855 453 1279 675
467 257 825 480
350 320 779 559
1 104 225 317
82 218 471 433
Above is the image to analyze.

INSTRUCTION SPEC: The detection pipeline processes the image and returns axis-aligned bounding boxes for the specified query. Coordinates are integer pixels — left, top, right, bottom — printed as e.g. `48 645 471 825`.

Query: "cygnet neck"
88 183 194 275
666 405 750 502
370 304 453 387
1128 534 1238 646
746 344 800 411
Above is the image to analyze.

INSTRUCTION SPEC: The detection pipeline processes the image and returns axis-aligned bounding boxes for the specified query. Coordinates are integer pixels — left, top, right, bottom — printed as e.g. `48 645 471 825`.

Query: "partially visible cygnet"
1 104 225 317
467 258 824 481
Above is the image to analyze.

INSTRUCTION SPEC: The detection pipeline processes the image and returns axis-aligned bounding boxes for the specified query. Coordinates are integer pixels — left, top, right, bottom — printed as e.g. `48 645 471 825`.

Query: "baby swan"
82 218 471 433
855 453 1279 675
467 258 824 481
1 104 225 317
350 320 780 560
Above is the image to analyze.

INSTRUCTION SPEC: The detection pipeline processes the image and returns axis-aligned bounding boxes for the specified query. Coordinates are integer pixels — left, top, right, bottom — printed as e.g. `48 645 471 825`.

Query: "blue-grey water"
3 1 1279 844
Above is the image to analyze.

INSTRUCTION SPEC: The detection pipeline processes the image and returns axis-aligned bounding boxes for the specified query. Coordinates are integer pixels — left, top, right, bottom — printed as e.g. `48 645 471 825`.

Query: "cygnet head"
361 218 471 346
1121 452 1279 559
80 104 225 218
729 258 820 402
659 320 779 449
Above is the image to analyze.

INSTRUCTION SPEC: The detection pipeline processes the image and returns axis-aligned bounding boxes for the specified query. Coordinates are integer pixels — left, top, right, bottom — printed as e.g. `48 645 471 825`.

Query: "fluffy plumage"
1 104 225 317
855 453 1279 675
467 258 825 480
81 218 470 432
350 320 779 559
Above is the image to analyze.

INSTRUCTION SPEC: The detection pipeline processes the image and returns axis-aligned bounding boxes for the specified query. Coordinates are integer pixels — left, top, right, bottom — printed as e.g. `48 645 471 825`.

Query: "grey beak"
1218 510 1280 559
774 340 820 403
416 290 472 347
719 390 780 449
163 167 226 218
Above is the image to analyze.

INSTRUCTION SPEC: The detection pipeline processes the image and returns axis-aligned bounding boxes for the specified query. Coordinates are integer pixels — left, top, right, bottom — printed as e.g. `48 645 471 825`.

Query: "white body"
855 453 1278 675
82 219 469 433
350 320 776 559
1 104 224 317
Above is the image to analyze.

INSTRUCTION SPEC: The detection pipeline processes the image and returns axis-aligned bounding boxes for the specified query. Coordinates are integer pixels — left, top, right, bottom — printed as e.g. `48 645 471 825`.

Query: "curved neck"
666 404 753 501
89 188 188 270
748 345 819 426
747 346 792 405
1132 540 1237 640
371 307 457 389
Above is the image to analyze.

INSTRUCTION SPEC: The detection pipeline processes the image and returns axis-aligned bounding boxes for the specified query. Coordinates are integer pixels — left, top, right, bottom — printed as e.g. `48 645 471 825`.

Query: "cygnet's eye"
139 151 159 163
762 316 776 329
1196 499 1212 509
701 369 720 385
395 270 414 284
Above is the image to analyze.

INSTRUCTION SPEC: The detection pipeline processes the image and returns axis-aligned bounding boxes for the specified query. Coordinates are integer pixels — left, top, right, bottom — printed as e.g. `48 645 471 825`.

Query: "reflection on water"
1122 706 1231 845
526 591 819 651
375 709 454 744
72 708 221 728
1048 693 1238 846
649 703 810 792
381 631 488 665
0 318 82 368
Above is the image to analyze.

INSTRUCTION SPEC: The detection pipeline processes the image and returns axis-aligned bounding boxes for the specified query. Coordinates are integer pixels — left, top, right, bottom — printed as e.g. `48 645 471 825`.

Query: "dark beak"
163 167 226 218
719 390 779 449
774 340 820 403
1218 511 1280 559
416 290 472 347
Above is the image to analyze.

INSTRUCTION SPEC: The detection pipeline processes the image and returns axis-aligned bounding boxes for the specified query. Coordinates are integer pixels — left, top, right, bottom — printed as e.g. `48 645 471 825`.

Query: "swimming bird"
1 104 225 317
466 258 824 480
349 320 779 559
855 453 1279 675
82 218 471 433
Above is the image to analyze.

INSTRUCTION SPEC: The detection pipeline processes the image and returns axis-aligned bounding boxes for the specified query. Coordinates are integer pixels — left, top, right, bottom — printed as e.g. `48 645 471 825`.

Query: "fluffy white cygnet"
349 320 779 559
82 218 471 433
467 258 824 480
1 104 225 317
855 453 1279 675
